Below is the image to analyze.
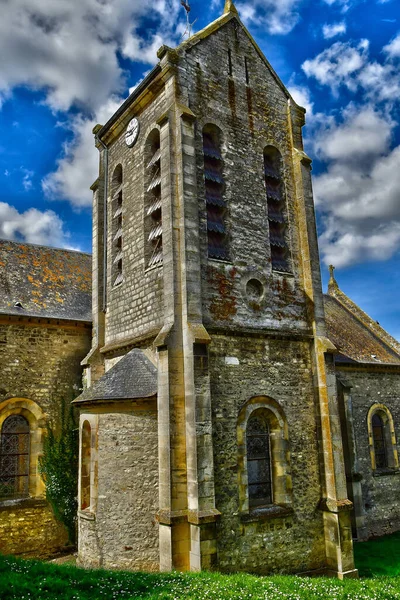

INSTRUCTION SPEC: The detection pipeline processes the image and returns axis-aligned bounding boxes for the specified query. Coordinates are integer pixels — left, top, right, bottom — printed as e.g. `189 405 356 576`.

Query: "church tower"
75 2 357 578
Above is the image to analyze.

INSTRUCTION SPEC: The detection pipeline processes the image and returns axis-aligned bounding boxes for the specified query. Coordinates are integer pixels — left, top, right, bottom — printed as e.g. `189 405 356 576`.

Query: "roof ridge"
0 238 91 256
325 283 400 358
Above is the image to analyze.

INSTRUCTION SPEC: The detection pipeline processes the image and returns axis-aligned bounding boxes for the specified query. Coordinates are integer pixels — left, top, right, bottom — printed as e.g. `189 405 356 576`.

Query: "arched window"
246 412 272 507
0 415 30 499
145 129 162 267
111 165 123 286
372 413 387 469
80 421 91 510
264 146 290 273
238 397 292 514
368 405 398 471
203 124 229 260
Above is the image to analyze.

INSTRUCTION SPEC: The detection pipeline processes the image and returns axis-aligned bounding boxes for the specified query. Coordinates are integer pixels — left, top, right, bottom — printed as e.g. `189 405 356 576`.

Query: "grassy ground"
1 533 400 599
354 531 400 577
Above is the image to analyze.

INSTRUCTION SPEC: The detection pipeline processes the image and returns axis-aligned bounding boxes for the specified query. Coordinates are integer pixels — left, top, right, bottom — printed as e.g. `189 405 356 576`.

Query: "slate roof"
324 293 400 366
0 240 92 321
74 349 158 404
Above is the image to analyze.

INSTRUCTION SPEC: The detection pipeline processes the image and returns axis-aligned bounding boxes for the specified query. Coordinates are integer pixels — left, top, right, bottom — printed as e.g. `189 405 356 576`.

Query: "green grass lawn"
354 531 400 578
1 533 400 600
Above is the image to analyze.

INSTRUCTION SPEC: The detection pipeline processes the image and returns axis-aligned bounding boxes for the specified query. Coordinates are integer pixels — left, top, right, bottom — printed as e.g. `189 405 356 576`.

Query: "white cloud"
311 105 400 267
384 33 400 58
322 22 347 40
237 0 302 35
20 168 34 192
287 84 314 116
314 105 393 162
0 202 71 248
0 0 183 114
302 38 400 103
42 96 124 208
302 40 369 92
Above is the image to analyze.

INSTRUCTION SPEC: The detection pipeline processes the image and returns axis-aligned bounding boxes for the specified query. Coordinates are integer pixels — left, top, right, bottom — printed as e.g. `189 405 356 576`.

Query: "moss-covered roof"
0 240 92 322
324 285 400 366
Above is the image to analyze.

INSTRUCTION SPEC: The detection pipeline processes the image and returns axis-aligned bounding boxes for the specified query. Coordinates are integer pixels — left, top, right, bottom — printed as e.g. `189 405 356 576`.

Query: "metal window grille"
0 415 30 499
372 413 388 469
246 414 272 508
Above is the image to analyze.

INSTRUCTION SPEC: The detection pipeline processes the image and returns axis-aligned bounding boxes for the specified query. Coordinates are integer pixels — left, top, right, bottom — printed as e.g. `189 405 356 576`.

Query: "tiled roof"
74 349 157 404
0 240 92 321
324 293 400 366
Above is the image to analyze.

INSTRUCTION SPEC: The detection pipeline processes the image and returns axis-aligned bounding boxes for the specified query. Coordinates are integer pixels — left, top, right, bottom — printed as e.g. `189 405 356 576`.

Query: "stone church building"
73 0 400 578
1 0 400 578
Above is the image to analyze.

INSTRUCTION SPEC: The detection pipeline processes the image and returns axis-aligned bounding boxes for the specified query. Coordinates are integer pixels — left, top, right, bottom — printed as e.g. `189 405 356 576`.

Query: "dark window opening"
111 165 123 286
228 49 233 76
245 57 250 85
247 413 272 508
264 147 290 273
145 131 162 267
372 413 388 469
0 415 30 499
203 126 229 261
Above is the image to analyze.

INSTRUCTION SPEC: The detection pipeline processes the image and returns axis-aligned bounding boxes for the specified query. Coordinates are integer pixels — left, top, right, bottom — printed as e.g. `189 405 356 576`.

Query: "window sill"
240 505 293 522
78 509 96 521
0 497 46 510
373 468 400 477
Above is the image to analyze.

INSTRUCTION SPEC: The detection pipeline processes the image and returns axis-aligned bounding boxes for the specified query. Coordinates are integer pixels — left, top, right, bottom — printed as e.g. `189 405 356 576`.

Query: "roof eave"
97 64 162 140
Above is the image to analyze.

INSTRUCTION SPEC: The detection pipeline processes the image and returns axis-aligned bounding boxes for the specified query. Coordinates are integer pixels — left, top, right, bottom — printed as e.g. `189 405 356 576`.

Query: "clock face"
125 118 140 147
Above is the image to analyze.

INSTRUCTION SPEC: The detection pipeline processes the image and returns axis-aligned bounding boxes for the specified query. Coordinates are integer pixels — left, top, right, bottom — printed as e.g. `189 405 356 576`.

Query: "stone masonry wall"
0 317 90 557
209 334 327 574
78 403 159 571
338 368 400 538
177 20 309 333
0 499 68 558
103 88 168 348
0 318 91 422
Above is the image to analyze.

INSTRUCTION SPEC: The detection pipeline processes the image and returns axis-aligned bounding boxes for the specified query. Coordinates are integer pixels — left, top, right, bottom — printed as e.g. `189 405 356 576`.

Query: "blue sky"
0 0 399 339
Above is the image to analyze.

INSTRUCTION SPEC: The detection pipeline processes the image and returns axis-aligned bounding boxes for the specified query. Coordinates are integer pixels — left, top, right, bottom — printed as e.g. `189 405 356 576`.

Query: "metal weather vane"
180 0 197 40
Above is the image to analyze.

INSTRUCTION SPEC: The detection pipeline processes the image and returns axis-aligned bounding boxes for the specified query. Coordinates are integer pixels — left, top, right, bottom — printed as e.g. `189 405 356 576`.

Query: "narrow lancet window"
246 412 272 508
203 125 229 260
0 415 30 499
145 130 163 267
372 413 388 469
80 421 91 510
264 146 290 272
111 165 123 286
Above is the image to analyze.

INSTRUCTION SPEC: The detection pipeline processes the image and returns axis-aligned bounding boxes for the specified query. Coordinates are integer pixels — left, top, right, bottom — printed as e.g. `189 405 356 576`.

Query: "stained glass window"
372 413 388 470
247 413 272 507
0 415 30 499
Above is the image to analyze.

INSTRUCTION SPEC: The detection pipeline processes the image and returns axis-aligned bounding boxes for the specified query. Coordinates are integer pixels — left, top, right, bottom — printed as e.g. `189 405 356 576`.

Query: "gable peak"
224 0 238 15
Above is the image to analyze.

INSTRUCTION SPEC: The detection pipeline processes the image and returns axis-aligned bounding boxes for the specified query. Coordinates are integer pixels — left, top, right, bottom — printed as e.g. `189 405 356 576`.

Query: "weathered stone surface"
0 499 68 558
78 403 159 571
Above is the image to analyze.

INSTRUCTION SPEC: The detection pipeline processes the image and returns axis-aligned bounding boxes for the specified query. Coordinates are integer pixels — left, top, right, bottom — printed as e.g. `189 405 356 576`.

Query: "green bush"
39 402 78 545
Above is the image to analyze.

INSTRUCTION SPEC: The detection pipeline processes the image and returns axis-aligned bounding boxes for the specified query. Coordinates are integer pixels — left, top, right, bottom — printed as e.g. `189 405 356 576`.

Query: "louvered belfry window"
145 130 162 267
372 413 388 469
203 125 229 260
111 165 123 286
0 415 30 499
264 146 290 272
246 412 272 508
